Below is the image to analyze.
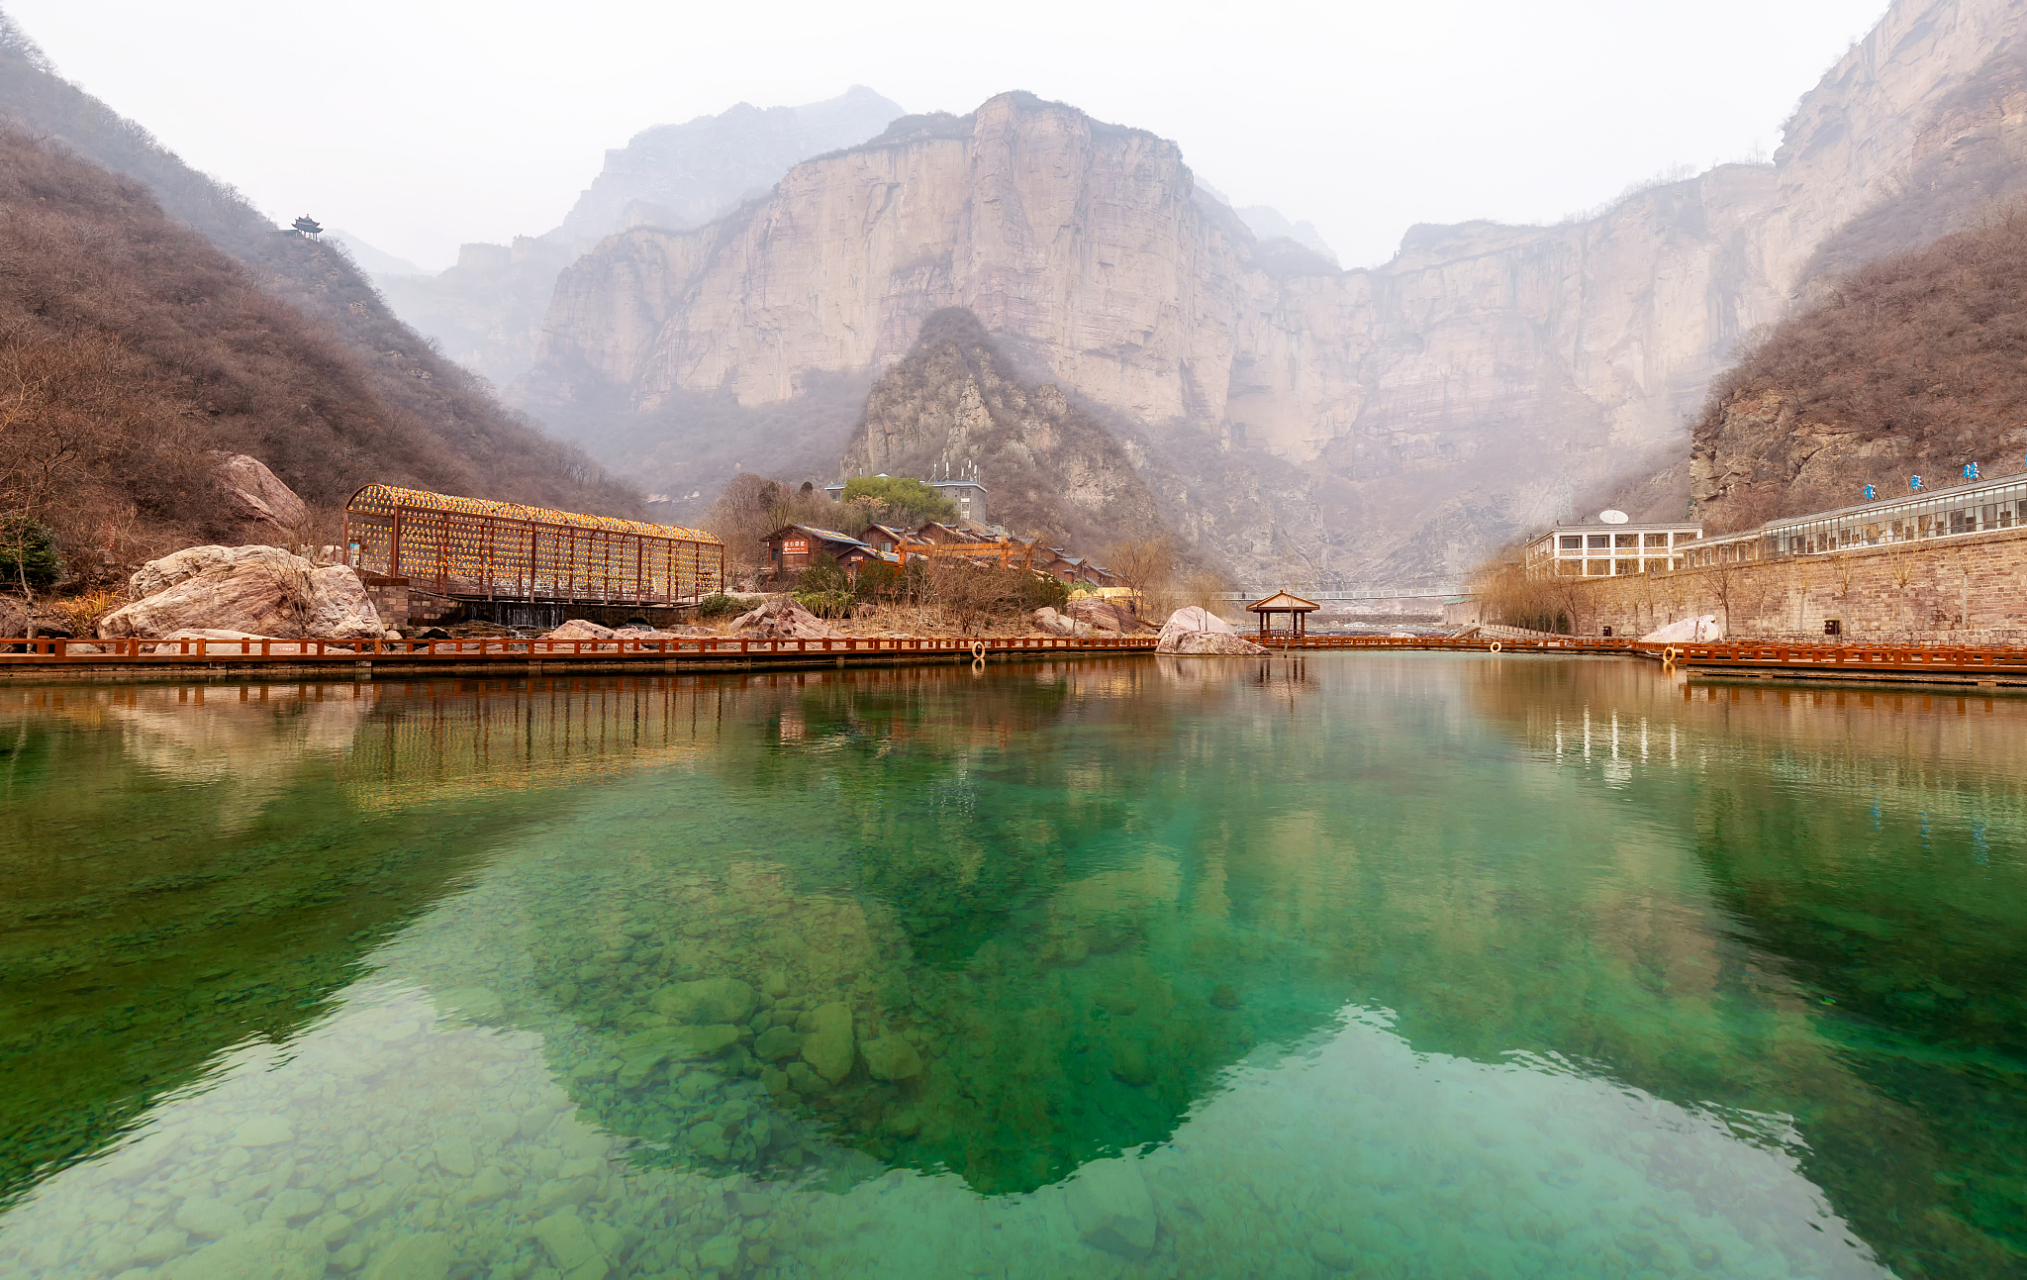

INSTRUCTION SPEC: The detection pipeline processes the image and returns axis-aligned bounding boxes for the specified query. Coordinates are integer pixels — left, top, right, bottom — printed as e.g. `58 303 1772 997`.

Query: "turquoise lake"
0 654 2022 1278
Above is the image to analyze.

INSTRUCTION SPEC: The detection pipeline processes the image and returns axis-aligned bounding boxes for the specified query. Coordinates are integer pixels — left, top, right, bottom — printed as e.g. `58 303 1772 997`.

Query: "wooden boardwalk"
5 632 2024 689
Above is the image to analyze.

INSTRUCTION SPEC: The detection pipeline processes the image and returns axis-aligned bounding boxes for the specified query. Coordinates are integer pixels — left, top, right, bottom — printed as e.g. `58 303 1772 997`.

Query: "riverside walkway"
4 633 2024 689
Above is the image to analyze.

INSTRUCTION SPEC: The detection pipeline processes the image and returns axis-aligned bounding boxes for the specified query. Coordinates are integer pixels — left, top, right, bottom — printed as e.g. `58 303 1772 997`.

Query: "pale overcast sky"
8 0 1887 271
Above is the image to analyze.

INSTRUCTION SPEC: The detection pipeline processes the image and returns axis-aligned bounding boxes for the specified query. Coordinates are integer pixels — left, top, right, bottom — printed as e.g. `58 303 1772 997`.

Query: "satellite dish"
1599 509 1630 525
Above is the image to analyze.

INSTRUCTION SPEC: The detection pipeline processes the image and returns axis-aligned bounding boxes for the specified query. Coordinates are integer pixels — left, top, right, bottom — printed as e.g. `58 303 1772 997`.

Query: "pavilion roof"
1247 590 1320 612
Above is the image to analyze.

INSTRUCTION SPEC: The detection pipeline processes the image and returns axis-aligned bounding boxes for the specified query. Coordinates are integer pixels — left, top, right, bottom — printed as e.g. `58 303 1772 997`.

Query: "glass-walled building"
1523 521 1704 578
1681 469 2027 568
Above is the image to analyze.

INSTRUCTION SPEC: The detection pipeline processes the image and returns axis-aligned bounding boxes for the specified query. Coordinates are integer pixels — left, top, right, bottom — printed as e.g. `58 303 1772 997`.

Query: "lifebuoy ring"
970 640 986 660
1489 641 1502 653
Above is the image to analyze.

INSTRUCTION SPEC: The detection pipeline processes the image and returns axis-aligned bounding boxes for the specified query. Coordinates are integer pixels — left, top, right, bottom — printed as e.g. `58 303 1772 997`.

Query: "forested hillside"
0 11 638 583
1690 212 2027 532
0 128 635 582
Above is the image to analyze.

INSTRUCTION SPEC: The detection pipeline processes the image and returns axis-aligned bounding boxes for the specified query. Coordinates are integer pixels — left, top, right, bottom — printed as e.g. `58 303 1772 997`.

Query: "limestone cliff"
521 0 2027 581
840 309 1168 549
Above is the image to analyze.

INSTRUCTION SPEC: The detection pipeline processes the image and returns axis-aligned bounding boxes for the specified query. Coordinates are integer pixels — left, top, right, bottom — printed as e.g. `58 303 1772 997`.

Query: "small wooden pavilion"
1247 589 1321 639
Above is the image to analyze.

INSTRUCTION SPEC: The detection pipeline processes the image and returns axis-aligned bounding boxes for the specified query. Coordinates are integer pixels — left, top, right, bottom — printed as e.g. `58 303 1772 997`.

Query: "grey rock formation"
840 309 1169 549
216 454 308 536
520 0 2027 582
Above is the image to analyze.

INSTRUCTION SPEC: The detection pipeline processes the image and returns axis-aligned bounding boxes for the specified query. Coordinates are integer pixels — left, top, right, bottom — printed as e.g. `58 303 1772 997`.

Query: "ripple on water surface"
0 657 2022 1278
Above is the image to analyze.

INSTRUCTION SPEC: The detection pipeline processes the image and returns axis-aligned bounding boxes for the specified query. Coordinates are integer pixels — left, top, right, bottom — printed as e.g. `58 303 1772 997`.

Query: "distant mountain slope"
369 87 905 391
841 309 1170 549
0 130 639 577
555 85 905 246
1690 213 2027 532
0 10 639 524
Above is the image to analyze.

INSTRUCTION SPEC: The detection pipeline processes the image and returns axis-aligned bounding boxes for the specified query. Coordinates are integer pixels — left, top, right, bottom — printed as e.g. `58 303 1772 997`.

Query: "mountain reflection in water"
0 658 2021 1279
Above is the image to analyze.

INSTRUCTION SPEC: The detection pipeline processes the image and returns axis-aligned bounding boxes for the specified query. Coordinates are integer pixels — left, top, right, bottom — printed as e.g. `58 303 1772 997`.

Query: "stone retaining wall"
1558 526 2027 642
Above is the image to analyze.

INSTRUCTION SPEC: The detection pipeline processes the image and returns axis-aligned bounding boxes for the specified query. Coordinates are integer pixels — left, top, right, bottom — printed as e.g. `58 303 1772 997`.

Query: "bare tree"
1102 536 1176 616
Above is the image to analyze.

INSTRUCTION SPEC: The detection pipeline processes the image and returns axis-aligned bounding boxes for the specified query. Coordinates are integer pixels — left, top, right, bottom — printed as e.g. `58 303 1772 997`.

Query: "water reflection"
0 658 2021 1278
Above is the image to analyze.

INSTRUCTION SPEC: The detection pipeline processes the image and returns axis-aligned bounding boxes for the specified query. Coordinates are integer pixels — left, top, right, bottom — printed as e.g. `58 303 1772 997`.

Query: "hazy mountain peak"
1235 206 1338 266
551 86 904 245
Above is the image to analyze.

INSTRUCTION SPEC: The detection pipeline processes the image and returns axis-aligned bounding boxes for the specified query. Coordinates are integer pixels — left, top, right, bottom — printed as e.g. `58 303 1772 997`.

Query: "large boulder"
1032 606 1095 637
100 546 386 640
1067 596 1148 634
1157 606 1266 655
216 454 309 534
730 597 842 640
1641 614 1724 643
544 619 616 642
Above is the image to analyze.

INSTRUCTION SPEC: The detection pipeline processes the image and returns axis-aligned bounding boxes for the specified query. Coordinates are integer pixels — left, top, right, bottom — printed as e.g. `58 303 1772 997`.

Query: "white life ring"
1489 641 1502 653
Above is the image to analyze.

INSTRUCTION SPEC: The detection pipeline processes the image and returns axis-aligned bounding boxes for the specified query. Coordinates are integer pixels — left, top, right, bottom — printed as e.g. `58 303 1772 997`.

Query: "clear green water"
1 656 2023 1279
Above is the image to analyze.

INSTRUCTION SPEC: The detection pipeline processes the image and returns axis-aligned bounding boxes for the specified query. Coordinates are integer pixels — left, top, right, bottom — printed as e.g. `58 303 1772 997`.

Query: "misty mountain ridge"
363 86 906 392
516 0 2027 584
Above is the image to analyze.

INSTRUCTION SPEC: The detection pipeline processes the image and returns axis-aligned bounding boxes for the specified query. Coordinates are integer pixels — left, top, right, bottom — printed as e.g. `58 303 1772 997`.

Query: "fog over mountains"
12 0 2026 585
458 0 2025 583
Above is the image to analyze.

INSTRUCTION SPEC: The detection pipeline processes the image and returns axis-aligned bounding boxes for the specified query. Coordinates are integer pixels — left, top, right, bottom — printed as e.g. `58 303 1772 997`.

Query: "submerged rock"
754 1024 803 1061
1311 1230 1358 1271
650 977 757 1025
861 1034 923 1082
800 1001 856 1082
360 1231 453 1280
1066 1160 1157 1259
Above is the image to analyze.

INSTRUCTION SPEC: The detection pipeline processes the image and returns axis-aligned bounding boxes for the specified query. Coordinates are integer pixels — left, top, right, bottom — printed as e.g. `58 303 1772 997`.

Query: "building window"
1615 533 1638 549
1643 533 1667 548
1587 534 1609 550
1559 535 1582 550
1584 560 1606 575
1614 559 1636 576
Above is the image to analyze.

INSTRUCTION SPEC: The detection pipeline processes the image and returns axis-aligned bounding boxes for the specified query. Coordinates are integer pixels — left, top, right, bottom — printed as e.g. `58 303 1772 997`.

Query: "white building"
1523 519 1703 579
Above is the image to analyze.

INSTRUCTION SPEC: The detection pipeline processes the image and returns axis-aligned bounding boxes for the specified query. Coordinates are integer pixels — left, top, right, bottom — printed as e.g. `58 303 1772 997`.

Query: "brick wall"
1557 525 2027 642
361 575 409 628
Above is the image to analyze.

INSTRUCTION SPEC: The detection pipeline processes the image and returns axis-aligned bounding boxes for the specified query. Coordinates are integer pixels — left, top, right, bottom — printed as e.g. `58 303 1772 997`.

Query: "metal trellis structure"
342 485 724 606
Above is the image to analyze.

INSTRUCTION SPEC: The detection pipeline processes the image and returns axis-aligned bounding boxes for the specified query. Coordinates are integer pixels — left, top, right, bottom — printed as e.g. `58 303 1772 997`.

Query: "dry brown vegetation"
0 18 638 593
702 475 868 569
1692 209 2027 532
0 128 636 585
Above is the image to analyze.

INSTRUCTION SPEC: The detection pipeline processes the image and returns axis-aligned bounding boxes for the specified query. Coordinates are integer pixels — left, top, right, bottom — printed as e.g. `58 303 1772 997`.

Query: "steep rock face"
524 0 2026 580
840 309 1169 549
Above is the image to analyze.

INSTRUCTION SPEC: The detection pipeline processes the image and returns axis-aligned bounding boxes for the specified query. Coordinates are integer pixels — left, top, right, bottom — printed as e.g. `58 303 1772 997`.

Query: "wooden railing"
1653 640 2027 675
1259 635 1642 654
0 634 1161 666
8 632 2023 679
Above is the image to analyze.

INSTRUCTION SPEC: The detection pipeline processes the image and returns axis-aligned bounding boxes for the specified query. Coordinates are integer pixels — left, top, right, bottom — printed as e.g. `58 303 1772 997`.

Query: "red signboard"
783 538 809 555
